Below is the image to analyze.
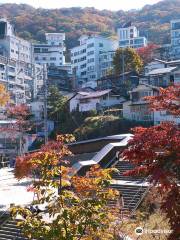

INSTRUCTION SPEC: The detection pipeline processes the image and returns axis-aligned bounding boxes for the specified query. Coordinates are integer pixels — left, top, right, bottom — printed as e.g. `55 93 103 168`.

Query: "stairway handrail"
104 155 117 169
123 175 151 212
130 180 152 217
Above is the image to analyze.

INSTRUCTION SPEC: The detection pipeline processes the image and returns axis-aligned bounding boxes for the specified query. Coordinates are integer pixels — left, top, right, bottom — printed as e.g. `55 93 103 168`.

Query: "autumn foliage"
136 43 159 65
0 83 10 106
145 85 180 116
13 135 120 240
122 85 180 239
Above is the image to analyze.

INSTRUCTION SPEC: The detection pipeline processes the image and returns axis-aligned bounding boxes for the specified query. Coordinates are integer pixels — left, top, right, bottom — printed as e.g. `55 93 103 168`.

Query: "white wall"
71 35 118 88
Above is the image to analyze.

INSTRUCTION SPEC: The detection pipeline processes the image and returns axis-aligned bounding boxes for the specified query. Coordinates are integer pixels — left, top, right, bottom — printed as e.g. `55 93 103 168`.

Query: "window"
42 57 46 61
90 75 96 79
87 65 95 71
8 67 15 72
134 38 144 45
34 48 41 53
81 64 86 69
87 43 94 48
80 49 86 54
81 71 86 76
11 49 14 53
42 48 48 53
172 22 180 30
87 58 94 63
87 51 94 56
50 57 56 61
119 40 129 46
99 43 103 47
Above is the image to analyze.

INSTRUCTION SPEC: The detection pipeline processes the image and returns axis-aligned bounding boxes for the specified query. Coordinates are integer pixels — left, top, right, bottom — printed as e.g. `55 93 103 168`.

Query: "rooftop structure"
33 32 66 67
117 22 147 49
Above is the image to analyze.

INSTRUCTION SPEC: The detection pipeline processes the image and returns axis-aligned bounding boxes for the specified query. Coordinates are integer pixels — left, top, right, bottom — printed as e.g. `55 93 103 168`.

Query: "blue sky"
0 0 161 10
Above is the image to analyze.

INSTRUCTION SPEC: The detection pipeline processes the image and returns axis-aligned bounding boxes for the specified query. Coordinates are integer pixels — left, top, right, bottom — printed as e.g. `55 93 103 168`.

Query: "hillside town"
0 1 179 239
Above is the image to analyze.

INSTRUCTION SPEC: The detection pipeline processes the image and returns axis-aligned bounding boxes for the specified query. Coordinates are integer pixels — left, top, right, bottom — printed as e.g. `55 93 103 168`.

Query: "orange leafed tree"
0 84 10 106
13 135 120 240
122 85 180 240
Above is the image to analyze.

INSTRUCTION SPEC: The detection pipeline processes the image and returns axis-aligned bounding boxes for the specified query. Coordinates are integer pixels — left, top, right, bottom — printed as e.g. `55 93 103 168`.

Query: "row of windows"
89 74 96 79
35 57 62 61
172 31 180 38
119 38 145 46
72 56 86 64
34 48 63 54
101 62 113 68
87 65 95 71
11 49 30 60
100 53 115 61
11 41 31 51
72 48 86 56
87 58 94 63
87 50 94 56
171 22 180 30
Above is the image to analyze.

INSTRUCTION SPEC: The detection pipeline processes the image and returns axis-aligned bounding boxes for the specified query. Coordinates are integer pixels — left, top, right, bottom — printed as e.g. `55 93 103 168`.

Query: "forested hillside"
0 0 179 48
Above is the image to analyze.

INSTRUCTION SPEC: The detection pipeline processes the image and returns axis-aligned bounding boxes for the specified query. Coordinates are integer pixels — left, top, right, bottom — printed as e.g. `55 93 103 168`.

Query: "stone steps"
0 218 28 240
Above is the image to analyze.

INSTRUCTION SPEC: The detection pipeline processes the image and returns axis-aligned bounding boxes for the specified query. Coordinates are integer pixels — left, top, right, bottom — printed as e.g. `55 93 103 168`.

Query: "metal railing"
123 175 151 218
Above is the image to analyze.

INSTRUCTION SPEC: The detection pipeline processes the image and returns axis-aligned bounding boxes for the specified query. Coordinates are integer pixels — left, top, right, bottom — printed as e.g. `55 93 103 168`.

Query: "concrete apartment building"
98 23 147 78
117 22 147 49
71 35 118 89
170 19 180 60
0 18 43 104
99 50 116 78
33 33 66 67
0 18 32 63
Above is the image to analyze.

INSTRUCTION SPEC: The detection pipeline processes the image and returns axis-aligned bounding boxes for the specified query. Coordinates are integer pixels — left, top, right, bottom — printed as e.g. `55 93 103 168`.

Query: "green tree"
48 86 67 125
113 47 143 75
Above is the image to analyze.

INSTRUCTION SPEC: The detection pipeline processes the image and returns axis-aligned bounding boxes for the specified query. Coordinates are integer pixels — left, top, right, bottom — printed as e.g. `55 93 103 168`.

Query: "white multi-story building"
170 19 180 59
117 23 147 49
0 18 32 63
0 18 43 103
99 51 116 77
71 35 118 88
34 33 66 67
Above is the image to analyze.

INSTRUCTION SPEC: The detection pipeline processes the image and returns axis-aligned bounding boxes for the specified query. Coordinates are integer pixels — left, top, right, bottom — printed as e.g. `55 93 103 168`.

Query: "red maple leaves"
122 85 180 239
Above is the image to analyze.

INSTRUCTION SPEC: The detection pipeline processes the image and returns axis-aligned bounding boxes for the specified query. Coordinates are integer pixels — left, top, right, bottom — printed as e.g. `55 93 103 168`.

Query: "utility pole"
122 49 125 83
43 64 48 144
